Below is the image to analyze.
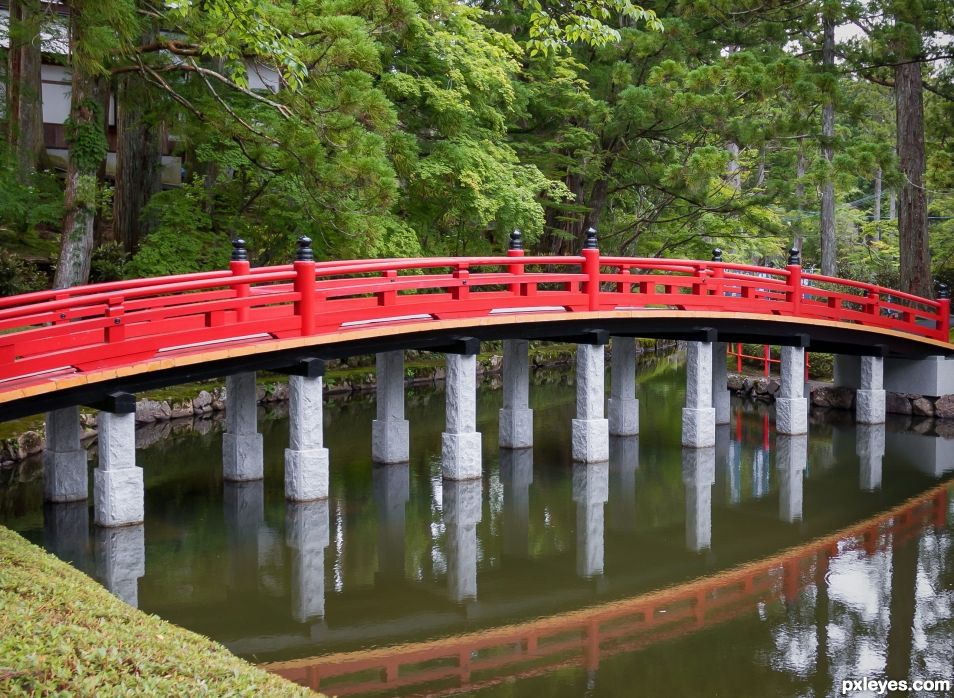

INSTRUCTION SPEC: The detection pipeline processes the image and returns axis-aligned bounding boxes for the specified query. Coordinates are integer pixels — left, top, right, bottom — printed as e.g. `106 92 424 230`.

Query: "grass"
0 525 315 697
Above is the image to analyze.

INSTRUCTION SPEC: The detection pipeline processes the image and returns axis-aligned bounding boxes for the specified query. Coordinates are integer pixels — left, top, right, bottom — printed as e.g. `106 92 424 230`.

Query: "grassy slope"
0 526 313 697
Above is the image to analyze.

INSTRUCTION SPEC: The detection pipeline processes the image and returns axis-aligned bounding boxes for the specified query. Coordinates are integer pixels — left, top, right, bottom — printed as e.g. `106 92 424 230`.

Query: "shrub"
0 250 45 297
89 241 129 283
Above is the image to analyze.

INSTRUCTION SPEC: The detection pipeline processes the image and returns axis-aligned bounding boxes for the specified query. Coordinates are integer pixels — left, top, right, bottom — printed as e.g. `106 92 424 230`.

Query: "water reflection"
500 449 532 558
776 434 807 523
573 462 608 578
95 524 145 607
682 447 714 553
286 500 329 622
443 479 481 602
373 463 408 580
857 423 885 492
607 436 638 534
224 480 264 592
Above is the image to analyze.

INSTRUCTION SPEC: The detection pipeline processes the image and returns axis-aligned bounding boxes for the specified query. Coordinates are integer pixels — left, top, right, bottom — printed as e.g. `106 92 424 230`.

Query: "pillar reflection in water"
776 434 808 523
443 479 482 602
682 447 715 553
224 480 264 591
573 462 608 578
500 448 532 558
857 423 885 491
713 425 736 507
286 499 330 623
94 524 145 607
373 463 409 580
608 436 638 533
43 500 90 573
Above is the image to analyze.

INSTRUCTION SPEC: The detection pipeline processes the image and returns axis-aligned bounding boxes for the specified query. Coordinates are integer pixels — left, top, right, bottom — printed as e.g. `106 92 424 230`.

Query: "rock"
727 374 744 392
169 399 194 419
766 379 781 396
211 387 226 411
753 378 770 395
255 385 267 403
810 385 854 410
136 399 171 424
936 419 954 439
911 416 934 434
17 431 43 456
269 383 289 402
935 394 954 420
885 392 913 415
911 397 934 417
193 390 213 413
80 412 97 429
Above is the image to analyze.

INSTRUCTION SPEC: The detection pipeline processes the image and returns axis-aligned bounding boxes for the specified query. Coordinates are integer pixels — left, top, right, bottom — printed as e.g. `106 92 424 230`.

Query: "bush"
89 241 129 283
0 250 45 297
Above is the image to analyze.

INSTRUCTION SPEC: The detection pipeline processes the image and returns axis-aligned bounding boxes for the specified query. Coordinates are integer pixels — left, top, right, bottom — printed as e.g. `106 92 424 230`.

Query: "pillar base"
372 419 409 464
608 398 639 436
681 408 716 447
442 432 482 480
43 450 88 502
776 397 808 435
93 466 144 527
223 432 263 481
856 389 886 424
499 408 533 449
572 418 609 463
284 448 329 501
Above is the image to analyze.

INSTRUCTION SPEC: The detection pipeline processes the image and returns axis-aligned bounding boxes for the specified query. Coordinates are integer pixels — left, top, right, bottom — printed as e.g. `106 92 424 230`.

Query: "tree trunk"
727 141 741 190
8 0 45 181
895 60 931 296
889 189 896 219
820 10 837 276
795 138 806 254
873 167 882 240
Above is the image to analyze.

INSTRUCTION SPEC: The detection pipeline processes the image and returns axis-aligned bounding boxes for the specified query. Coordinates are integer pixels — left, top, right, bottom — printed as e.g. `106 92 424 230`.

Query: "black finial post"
787 247 801 266
509 229 523 251
584 227 598 250
712 248 723 262
296 236 314 262
231 238 248 262
938 282 951 300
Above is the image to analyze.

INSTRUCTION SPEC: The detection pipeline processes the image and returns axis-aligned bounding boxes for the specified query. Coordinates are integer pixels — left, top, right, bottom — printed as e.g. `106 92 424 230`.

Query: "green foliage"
64 100 108 174
0 251 45 297
89 241 129 283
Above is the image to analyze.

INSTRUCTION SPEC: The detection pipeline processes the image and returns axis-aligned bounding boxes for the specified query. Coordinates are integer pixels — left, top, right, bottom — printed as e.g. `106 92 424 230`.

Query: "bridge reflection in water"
266 484 950 697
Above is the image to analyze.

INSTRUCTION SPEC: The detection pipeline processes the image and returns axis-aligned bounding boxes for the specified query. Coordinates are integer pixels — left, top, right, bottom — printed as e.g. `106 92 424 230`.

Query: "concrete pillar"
286 500 329 622
682 342 716 447
373 463 409 579
43 501 90 572
777 346 808 434
682 446 715 552
500 447 533 558
776 434 807 524
573 462 608 578
285 375 329 501
443 479 482 602
572 343 609 462
372 351 410 463
712 342 731 425
93 410 143 527
499 339 533 448
442 352 482 480
857 356 886 424
43 406 88 502
608 436 639 533
223 372 263 481
95 524 145 607
608 337 639 436
858 424 885 492
224 480 263 591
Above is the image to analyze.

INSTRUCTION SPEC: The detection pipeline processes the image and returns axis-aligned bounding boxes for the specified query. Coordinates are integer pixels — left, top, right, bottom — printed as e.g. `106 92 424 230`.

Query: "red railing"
728 343 811 379
0 243 949 389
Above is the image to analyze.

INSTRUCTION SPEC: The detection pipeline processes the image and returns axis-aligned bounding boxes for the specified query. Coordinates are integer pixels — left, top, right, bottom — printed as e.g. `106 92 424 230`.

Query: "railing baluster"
230 239 251 323
294 237 317 336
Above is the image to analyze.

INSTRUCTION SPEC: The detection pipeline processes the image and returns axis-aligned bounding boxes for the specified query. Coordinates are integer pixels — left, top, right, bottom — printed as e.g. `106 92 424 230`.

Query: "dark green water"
2 355 954 697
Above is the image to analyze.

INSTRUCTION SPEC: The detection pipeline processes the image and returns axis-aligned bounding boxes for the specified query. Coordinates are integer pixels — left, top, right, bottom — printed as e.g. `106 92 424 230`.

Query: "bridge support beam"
285 374 329 501
856 356 886 424
776 434 807 524
444 479 482 602
442 352 482 480
223 372 263 481
682 446 715 552
682 341 716 447
777 347 808 435
712 342 731 425
573 343 609 462
573 462 608 578
93 405 143 527
373 351 410 463
858 424 885 492
608 337 638 436
286 499 329 622
43 406 88 502
499 339 533 448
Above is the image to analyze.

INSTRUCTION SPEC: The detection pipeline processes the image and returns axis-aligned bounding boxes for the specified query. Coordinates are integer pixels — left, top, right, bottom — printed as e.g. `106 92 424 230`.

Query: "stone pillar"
682 342 716 447
442 352 482 480
776 434 807 524
608 337 639 436
777 346 808 435
573 462 608 578
443 479 482 602
858 424 885 492
224 480 263 591
286 499 329 622
372 351 410 463
499 339 533 448
43 406 88 502
572 343 609 462
223 372 263 481
857 356 886 424
93 410 143 527
285 375 329 501
373 463 409 579
95 524 145 607
500 447 533 558
608 436 639 533
682 447 715 552
712 342 731 425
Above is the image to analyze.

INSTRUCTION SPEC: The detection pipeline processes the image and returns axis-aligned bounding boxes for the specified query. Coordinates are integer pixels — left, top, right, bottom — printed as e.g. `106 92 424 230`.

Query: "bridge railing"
0 236 948 385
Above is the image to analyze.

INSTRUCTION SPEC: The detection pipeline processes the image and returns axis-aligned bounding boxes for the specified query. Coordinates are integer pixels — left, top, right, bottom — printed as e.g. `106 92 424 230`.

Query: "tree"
7 0 45 181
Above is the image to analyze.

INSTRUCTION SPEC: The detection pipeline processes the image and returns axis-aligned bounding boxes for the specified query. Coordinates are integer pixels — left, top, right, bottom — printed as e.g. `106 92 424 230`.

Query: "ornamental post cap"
938 282 951 300
711 248 723 262
583 227 598 249
788 247 801 266
231 238 248 262
296 236 314 262
509 229 523 250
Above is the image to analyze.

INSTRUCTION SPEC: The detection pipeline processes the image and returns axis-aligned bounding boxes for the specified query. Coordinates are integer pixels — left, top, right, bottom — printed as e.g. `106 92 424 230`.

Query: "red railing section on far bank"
0 235 949 387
